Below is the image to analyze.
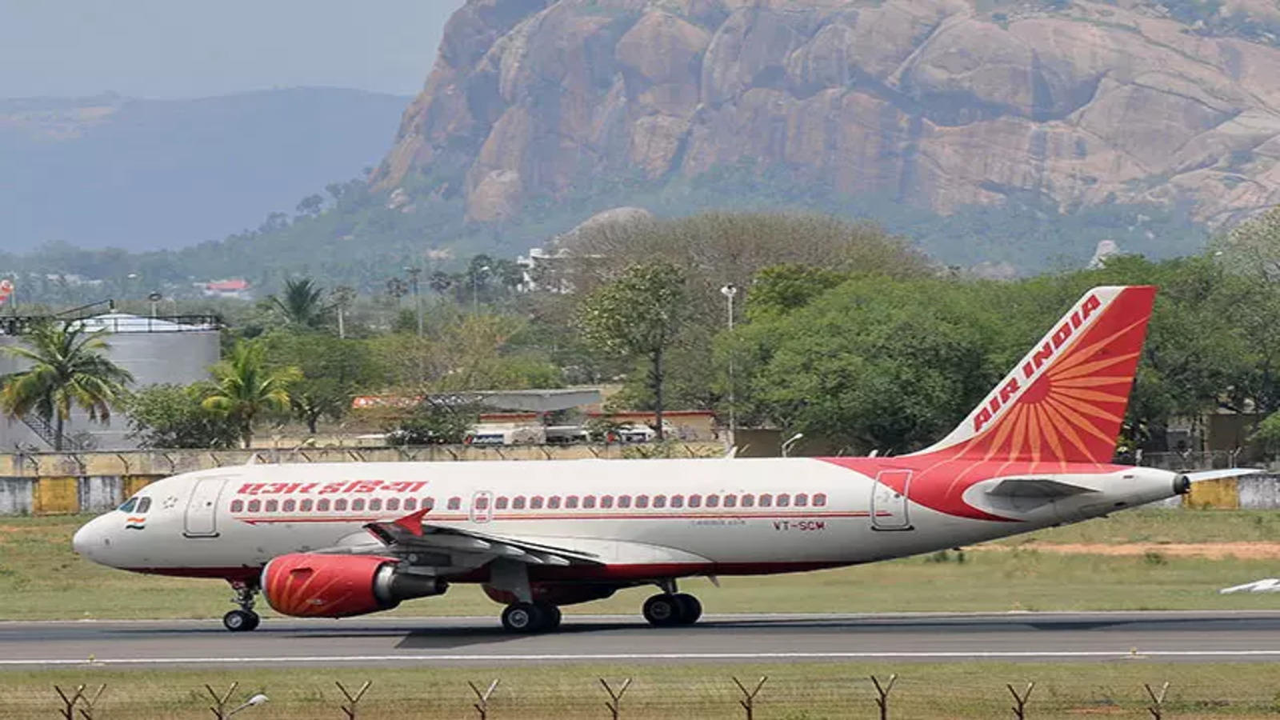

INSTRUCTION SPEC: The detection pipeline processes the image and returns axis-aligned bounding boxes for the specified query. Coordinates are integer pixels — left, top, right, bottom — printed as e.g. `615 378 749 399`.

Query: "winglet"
392 506 432 537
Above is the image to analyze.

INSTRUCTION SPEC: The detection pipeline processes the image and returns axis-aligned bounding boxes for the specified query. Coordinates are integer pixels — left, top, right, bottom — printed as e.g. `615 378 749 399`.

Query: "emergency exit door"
871 470 913 530
184 478 226 537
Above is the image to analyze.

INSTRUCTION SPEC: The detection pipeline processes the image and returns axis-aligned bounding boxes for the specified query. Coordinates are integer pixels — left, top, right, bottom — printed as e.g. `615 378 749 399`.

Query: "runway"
3 611 1280 667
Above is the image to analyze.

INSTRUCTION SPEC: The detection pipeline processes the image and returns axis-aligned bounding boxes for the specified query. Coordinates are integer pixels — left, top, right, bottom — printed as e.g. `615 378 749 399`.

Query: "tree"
735 277 995 453
0 321 134 450
262 330 376 434
202 341 301 448
270 278 332 328
295 194 325 217
578 262 689 439
124 384 240 449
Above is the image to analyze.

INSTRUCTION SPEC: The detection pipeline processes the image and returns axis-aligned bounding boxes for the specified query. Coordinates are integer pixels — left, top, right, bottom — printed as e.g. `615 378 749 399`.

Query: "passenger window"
496 497 509 510
759 494 773 508
618 495 632 509
474 496 489 511
813 493 827 507
566 496 579 509
403 498 416 511
247 499 261 512
723 495 737 508
386 498 400 512
282 499 296 512
513 496 526 510
583 496 597 509
136 497 152 513
742 494 755 507
265 499 278 513
423 497 435 510
548 496 562 510
653 495 666 509
795 493 808 507
635 495 649 509
317 498 331 512
447 497 461 511
118 498 137 513
369 498 383 512
777 494 791 507
300 499 313 512
706 495 720 508
671 495 684 508
601 496 614 509
531 496 544 510
688 495 702 508
352 498 365 512
334 499 348 511
230 499 244 513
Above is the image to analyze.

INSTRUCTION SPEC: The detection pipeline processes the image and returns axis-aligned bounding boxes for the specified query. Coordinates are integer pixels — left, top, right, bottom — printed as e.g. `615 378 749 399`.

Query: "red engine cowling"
262 554 447 618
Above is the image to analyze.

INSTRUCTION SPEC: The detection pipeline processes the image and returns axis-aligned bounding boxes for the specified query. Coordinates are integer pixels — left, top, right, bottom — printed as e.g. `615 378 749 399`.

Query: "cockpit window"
118 498 138 513
136 497 152 513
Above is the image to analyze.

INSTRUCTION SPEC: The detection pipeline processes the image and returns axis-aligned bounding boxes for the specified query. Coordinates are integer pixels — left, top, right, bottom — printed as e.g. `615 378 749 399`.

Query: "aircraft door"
871 470 913 531
470 490 493 524
184 477 227 537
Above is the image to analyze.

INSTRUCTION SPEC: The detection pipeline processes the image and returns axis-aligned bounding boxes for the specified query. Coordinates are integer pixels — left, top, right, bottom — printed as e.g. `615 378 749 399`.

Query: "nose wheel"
643 592 702 627
224 581 261 632
223 609 260 632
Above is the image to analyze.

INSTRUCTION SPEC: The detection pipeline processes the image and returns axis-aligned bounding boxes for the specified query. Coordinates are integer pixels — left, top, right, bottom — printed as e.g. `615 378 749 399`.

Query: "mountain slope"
2 88 410 252
373 0 1280 232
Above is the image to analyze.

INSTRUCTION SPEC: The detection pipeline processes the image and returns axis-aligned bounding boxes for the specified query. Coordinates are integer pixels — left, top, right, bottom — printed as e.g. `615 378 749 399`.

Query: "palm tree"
202 341 301 448
0 321 134 451
271 278 331 328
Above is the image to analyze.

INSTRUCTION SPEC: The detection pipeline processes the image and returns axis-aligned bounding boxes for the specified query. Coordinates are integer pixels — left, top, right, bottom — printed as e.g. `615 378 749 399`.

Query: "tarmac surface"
3 611 1280 667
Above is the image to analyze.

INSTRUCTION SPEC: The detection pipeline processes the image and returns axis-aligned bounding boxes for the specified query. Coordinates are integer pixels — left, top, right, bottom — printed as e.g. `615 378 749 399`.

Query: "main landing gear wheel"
673 593 702 625
223 609 260 632
643 593 702 627
501 602 562 633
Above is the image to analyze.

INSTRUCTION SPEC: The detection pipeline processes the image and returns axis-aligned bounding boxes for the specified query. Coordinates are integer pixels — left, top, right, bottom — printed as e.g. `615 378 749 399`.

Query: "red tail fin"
912 286 1156 465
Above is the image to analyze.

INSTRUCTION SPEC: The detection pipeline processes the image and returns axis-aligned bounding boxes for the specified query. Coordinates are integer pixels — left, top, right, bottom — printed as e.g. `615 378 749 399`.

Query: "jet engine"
261 553 446 618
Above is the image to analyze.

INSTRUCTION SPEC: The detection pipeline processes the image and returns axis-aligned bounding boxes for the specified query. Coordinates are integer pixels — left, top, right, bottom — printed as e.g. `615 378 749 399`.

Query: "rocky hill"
2 88 409 252
373 0 1280 232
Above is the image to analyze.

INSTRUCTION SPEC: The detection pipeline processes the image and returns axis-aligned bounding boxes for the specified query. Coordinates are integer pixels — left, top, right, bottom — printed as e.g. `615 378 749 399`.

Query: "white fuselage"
73 457 1182 585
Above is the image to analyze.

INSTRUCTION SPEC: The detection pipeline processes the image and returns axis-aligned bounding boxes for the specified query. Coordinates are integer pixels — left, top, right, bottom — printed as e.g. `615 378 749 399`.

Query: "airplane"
73 285 1228 633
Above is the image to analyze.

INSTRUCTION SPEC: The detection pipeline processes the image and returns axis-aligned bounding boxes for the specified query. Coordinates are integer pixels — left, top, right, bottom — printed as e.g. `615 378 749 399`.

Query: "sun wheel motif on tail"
913 285 1157 469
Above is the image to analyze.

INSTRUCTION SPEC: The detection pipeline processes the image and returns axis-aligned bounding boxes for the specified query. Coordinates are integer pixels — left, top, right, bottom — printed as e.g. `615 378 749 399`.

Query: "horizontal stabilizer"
987 478 1097 498
1185 468 1264 483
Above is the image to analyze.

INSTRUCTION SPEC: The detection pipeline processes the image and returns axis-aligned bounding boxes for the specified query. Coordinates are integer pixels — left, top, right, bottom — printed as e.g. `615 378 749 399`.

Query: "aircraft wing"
361 508 603 567
1221 578 1280 594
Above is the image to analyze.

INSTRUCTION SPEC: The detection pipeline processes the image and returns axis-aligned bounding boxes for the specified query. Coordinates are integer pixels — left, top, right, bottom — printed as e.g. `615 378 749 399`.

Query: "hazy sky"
0 0 466 99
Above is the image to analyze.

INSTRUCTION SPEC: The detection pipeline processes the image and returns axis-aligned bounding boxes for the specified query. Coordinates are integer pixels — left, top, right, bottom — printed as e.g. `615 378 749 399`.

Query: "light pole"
720 283 738 448
147 291 163 319
405 267 423 337
472 264 491 313
782 432 804 458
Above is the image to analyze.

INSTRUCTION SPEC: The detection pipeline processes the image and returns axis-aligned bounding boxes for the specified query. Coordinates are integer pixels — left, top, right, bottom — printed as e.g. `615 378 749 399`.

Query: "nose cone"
72 516 110 564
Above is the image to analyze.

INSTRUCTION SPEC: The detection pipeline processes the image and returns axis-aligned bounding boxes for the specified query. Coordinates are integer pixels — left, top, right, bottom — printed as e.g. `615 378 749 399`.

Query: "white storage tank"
0 312 221 451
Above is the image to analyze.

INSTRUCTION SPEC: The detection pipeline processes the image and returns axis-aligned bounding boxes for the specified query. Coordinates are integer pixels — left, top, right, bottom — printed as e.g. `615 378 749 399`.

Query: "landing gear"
223 581 261 632
643 583 702 627
501 601 561 633
223 609 260 632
